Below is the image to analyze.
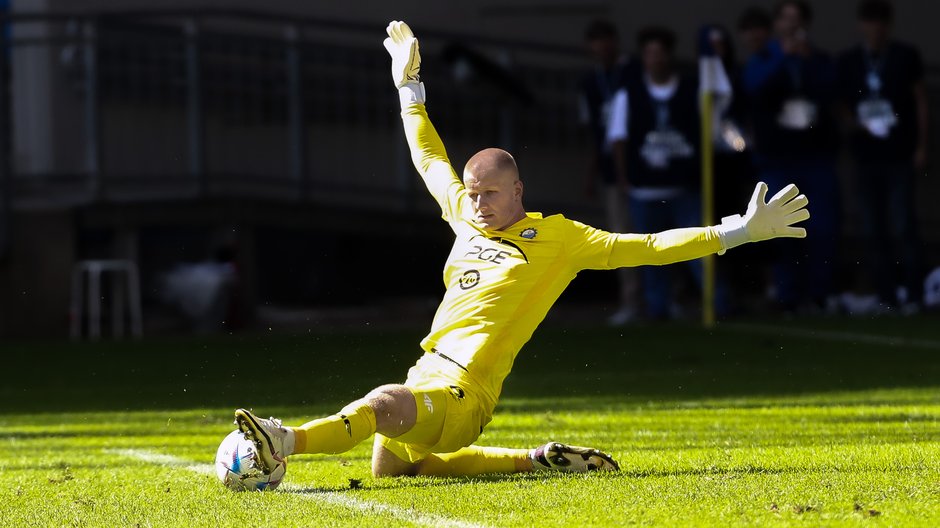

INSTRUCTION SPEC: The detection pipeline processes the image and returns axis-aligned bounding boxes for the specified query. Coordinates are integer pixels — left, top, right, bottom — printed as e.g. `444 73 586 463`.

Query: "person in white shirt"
608 26 729 319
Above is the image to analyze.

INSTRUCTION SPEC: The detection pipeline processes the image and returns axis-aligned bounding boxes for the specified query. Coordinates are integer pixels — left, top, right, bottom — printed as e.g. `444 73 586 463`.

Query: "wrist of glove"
715 214 749 255
398 81 426 106
715 181 810 255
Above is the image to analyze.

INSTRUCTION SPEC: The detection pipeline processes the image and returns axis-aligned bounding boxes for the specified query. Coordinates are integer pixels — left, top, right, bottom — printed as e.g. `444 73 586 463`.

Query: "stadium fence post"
285 23 308 200
700 86 716 328
184 17 206 198
82 17 101 200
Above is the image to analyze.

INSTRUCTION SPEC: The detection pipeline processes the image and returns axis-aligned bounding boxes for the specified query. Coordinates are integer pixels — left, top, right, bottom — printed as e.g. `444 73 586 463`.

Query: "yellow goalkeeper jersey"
402 102 722 407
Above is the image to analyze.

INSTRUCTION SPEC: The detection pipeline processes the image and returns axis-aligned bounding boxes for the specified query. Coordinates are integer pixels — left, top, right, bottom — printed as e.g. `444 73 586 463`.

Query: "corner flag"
698 25 733 327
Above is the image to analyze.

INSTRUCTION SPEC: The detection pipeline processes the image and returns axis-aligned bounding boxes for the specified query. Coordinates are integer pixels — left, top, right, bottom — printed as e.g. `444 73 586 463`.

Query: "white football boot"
531 442 620 472
234 408 295 473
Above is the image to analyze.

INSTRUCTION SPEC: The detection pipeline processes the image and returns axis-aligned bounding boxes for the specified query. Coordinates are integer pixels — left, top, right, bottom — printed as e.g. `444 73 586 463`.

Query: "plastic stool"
70 259 143 340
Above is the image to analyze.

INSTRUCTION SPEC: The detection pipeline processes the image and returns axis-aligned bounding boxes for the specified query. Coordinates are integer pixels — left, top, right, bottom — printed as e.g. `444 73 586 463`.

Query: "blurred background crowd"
0 0 937 338
581 0 930 323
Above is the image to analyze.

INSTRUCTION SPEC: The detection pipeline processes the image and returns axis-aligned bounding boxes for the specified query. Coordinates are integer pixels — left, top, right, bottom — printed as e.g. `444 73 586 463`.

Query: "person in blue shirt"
737 7 773 61
608 27 730 319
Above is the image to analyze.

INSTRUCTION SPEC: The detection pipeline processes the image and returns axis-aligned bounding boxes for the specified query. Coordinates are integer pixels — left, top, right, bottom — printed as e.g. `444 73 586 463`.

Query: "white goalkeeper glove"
383 20 426 105
716 181 810 254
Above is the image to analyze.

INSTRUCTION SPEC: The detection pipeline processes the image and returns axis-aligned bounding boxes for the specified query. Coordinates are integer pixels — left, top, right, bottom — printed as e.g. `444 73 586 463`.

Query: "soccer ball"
214 429 286 492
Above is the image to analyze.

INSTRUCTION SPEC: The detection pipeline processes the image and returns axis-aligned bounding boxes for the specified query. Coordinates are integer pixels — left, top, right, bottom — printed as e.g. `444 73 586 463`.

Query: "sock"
530 444 551 471
416 445 532 476
291 400 376 455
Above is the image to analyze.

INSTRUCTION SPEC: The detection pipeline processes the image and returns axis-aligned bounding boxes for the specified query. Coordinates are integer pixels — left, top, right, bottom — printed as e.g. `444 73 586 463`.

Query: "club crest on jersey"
520 228 537 239
459 269 481 290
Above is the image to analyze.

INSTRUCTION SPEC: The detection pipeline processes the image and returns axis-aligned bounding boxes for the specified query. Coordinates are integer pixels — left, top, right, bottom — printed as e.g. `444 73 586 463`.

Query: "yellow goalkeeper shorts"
376 354 494 464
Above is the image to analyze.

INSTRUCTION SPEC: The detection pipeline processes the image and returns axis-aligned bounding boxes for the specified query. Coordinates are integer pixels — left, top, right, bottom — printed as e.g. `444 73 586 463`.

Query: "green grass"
2 315 939 527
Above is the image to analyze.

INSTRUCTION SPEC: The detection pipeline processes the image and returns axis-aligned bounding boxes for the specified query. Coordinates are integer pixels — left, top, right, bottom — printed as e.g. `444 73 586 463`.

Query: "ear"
514 180 524 200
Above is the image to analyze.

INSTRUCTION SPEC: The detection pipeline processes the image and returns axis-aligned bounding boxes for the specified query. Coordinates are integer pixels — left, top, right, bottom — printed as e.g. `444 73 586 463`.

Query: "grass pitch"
2 315 939 527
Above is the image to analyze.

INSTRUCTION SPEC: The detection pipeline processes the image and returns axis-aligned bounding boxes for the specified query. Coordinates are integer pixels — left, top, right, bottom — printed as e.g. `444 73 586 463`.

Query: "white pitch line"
108 448 215 475
281 483 490 528
108 448 490 528
723 322 940 350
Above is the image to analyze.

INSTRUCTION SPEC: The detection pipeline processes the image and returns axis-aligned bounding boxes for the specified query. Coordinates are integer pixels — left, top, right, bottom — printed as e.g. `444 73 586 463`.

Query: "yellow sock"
292 400 376 454
417 445 532 476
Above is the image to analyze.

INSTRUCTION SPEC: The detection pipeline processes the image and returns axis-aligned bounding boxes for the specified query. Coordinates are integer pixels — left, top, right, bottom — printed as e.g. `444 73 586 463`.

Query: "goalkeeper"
235 21 810 478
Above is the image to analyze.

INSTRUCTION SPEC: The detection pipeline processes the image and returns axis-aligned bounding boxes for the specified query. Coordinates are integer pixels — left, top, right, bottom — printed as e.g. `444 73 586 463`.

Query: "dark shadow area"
4 321 940 415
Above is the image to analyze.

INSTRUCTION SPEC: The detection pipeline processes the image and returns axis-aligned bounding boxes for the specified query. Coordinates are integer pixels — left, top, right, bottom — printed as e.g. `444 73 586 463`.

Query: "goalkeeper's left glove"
383 20 425 105
716 181 810 254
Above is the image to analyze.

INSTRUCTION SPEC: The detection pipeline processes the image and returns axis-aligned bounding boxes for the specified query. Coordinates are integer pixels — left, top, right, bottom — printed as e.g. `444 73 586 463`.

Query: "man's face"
859 19 890 47
775 4 804 38
641 41 672 79
587 36 618 67
463 168 524 231
740 26 771 55
709 30 729 60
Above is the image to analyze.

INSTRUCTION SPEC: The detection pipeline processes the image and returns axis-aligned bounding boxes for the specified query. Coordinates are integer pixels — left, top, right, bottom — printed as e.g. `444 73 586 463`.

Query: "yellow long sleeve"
400 102 468 222
607 227 723 268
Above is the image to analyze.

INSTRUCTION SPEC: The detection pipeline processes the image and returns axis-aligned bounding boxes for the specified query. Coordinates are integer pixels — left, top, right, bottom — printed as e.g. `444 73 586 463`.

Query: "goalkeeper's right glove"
383 20 425 105
716 181 810 254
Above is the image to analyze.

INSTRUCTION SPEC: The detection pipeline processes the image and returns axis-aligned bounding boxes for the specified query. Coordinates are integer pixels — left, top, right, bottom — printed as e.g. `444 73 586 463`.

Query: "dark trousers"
760 158 841 307
855 159 924 303
630 191 730 318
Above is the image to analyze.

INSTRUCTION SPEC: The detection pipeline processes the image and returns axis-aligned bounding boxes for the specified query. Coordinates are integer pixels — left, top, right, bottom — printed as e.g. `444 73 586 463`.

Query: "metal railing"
4 8 938 262
0 9 588 216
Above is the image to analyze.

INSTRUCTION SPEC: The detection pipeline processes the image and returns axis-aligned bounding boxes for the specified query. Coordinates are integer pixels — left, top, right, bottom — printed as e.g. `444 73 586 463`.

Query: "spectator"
700 23 754 310
698 24 751 218
737 6 774 60
743 0 840 312
735 7 774 181
578 19 639 325
159 245 239 334
608 27 729 319
736 6 773 151
837 0 927 312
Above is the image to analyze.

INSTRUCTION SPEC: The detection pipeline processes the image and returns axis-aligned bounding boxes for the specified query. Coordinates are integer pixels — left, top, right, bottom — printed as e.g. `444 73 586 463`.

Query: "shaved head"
464 148 519 183
462 148 526 231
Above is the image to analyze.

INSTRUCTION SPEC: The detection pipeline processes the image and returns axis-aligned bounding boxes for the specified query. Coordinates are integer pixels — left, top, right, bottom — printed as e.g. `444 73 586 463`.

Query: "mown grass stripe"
108 448 490 528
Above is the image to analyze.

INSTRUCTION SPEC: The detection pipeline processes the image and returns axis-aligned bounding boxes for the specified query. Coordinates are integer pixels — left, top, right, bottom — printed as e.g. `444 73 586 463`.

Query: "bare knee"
364 384 416 437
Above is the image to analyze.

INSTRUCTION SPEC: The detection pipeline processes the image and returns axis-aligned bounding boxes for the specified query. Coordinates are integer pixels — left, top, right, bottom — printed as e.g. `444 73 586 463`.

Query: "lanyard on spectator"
786 58 803 94
864 50 885 96
857 48 896 137
655 100 671 129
